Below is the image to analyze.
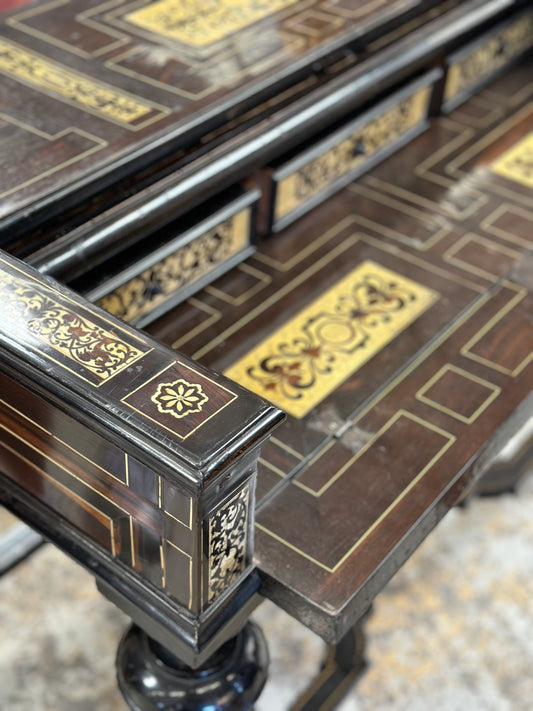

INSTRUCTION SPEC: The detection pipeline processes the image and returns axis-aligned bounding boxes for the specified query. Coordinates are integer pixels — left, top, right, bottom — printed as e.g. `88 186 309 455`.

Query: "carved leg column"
290 620 367 711
116 621 268 711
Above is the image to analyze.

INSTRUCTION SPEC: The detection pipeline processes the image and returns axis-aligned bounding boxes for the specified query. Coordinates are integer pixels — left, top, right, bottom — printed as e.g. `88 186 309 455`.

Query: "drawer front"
269 71 438 232
93 190 258 327
443 10 533 112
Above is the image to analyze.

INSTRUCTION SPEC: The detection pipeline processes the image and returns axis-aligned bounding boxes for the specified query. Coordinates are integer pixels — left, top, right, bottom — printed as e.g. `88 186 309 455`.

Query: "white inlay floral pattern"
151 378 208 419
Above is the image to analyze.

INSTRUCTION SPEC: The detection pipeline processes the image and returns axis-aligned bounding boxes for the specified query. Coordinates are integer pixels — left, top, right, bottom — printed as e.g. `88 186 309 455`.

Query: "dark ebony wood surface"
0 249 283 664
148 56 533 640
21 0 527 291
0 6 530 709
0 0 460 245
116 621 268 711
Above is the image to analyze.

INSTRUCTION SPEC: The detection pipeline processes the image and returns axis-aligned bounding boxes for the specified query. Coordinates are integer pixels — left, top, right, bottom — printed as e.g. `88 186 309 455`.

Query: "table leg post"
474 395 533 496
116 621 268 711
290 619 367 711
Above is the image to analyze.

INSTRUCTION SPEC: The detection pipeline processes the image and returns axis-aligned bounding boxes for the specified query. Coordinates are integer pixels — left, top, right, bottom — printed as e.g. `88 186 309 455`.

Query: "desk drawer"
266 70 439 233
82 188 258 327
442 9 533 112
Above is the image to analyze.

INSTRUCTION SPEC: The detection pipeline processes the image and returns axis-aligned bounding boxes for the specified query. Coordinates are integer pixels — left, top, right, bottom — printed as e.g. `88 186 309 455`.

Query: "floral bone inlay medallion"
151 378 209 418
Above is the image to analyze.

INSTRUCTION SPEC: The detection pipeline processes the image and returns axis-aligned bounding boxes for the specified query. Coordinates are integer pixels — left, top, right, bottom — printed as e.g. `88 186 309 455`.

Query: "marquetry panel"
225 260 437 418
0 256 149 386
149 57 533 637
269 74 436 230
253 278 530 630
0 37 168 128
126 0 300 48
443 10 533 110
95 193 256 327
0 361 263 615
0 371 195 605
0 0 441 228
0 245 284 624
206 482 251 604
157 223 483 500
122 362 237 440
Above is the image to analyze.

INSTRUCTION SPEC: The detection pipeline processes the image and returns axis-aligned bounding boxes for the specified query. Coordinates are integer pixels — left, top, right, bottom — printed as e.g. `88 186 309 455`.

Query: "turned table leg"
116 621 268 711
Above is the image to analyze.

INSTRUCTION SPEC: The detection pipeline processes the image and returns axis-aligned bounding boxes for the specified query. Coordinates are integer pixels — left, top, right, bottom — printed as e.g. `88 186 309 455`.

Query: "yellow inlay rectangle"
491 133 533 189
127 0 299 47
0 38 157 125
274 84 431 221
98 207 251 323
225 260 438 418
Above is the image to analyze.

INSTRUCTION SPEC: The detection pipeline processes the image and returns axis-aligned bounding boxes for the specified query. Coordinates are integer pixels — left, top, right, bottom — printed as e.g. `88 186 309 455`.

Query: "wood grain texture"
0 249 283 665
0 0 448 242
148 56 533 640
18 0 515 280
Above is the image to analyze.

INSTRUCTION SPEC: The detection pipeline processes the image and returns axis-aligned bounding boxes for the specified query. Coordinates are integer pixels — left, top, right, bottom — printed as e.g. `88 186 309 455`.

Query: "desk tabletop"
148 56 533 640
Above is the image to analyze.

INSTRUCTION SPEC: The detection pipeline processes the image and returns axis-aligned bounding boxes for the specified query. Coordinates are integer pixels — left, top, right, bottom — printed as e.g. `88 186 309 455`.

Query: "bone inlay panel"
126 0 300 47
0 38 166 127
224 260 437 418
149 58 533 637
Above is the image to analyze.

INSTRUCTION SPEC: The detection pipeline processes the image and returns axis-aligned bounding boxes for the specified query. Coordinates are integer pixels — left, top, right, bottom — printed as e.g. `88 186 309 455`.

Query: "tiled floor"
1 471 532 711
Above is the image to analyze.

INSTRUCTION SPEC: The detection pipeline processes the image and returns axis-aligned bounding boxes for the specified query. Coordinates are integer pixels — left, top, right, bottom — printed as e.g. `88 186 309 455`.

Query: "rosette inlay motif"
151 379 209 419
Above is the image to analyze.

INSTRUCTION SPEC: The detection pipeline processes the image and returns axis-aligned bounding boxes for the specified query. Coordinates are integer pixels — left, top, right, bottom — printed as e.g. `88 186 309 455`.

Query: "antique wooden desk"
0 1 532 709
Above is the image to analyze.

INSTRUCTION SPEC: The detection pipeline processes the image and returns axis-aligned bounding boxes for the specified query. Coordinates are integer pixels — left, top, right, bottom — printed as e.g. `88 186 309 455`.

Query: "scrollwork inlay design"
245 272 417 401
445 15 533 102
127 0 299 47
208 485 249 603
1 272 144 380
225 261 438 418
98 213 249 322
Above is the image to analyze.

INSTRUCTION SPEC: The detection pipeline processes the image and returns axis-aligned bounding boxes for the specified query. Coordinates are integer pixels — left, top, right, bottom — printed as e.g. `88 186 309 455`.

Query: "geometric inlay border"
416 364 501 423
